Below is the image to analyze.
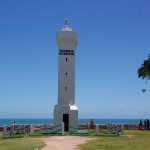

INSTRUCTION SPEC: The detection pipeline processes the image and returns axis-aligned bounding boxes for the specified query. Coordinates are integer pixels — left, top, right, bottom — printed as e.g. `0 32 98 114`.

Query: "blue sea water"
0 118 140 126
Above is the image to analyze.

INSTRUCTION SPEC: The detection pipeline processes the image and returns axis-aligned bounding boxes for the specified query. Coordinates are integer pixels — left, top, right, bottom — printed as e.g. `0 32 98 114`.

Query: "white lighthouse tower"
53 19 78 132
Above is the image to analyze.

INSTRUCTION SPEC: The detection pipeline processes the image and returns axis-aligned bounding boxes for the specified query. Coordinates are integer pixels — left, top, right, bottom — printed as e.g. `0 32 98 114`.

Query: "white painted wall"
56 31 77 105
53 24 78 132
54 105 78 132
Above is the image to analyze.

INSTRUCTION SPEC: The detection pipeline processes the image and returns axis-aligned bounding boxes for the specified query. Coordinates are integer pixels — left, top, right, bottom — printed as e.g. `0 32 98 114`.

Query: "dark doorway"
63 114 69 131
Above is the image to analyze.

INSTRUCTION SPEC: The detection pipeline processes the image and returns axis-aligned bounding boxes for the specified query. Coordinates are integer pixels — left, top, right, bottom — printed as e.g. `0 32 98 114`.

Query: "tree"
138 56 150 81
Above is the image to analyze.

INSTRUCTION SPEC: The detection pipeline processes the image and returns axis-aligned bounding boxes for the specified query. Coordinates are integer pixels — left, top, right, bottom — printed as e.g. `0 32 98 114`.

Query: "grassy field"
79 130 150 150
0 138 45 150
0 130 150 150
0 131 45 150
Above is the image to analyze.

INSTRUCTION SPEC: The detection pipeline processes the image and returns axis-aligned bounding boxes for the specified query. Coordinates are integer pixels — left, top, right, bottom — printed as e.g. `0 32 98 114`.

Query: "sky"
0 0 150 119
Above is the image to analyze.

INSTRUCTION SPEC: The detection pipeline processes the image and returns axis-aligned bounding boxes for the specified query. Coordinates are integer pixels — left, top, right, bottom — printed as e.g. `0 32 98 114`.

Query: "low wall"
0 123 142 132
78 124 140 130
0 124 53 132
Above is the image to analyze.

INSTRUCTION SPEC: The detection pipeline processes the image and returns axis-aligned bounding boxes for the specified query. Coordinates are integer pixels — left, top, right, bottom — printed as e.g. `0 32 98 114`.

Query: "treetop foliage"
138 57 150 81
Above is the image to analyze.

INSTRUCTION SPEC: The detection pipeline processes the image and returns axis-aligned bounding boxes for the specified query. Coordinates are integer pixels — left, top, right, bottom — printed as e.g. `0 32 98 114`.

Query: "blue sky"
0 0 150 119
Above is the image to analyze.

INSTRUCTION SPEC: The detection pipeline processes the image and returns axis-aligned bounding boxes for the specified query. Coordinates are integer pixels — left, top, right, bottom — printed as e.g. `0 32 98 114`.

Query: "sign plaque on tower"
53 19 78 132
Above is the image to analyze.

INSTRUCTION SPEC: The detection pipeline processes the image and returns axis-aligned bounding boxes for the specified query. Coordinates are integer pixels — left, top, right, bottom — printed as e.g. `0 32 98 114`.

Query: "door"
63 114 69 131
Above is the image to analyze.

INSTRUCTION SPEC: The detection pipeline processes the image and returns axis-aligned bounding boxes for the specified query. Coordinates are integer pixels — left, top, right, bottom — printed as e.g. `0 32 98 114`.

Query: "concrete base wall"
53 104 78 132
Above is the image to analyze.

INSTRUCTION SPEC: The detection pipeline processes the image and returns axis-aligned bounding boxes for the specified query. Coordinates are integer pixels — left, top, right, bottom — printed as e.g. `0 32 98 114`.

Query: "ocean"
0 118 140 126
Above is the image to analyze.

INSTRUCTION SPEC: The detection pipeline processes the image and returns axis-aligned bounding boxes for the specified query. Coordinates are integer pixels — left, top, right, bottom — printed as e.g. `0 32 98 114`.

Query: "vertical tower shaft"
53 19 78 132
57 31 77 105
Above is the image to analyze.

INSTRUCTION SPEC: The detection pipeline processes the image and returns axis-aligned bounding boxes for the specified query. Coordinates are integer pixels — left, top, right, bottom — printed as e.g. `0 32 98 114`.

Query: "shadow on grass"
1 135 24 139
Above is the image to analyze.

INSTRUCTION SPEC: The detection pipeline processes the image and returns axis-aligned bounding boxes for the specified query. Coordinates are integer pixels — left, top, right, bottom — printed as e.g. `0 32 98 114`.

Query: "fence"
1 123 125 137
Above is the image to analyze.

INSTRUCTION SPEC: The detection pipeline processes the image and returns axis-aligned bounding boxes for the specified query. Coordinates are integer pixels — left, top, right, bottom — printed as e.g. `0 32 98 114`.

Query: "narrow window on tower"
66 72 67 77
65 87 68 92
66 58 68 62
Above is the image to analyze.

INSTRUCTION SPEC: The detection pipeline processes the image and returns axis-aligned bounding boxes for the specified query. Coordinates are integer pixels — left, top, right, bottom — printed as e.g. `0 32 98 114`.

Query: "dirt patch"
127 135 134 139
38 136 97 150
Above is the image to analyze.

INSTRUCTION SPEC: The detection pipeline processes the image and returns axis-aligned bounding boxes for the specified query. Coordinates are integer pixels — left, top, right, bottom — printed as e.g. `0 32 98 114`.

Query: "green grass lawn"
0 138 45 150
0 130 150 150
0 131 45 150
79 130 150 150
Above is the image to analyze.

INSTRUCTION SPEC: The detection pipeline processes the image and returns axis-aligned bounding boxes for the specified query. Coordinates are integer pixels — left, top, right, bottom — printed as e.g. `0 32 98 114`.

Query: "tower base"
53 104 78 132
